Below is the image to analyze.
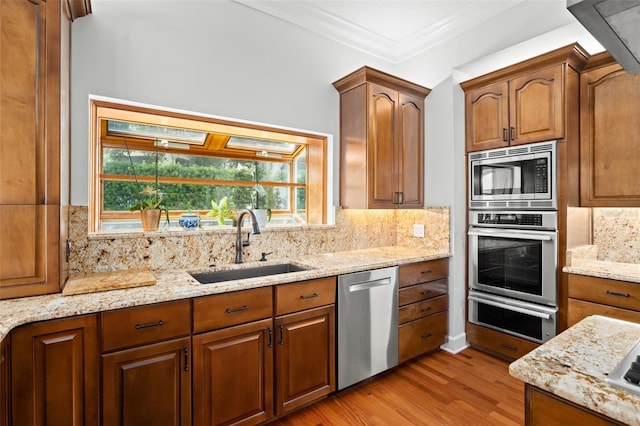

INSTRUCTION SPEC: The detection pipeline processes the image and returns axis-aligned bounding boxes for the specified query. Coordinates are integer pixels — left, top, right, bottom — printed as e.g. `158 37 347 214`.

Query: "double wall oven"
467 141 558 343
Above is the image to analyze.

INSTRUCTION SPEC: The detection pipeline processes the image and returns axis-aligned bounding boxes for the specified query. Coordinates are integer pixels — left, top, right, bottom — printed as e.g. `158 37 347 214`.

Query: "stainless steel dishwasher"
337 266 398 390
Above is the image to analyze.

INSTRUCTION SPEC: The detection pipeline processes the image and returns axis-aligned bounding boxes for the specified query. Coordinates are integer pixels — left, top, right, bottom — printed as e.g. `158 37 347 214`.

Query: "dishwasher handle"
348 278 392 292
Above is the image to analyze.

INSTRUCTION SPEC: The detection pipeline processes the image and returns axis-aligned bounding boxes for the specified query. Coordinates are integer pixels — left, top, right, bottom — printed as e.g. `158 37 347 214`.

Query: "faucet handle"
242 232 251 247
260 252 274 262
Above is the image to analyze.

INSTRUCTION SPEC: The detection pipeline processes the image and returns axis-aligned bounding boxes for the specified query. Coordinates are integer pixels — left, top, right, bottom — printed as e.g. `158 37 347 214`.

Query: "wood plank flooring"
270 348 524 425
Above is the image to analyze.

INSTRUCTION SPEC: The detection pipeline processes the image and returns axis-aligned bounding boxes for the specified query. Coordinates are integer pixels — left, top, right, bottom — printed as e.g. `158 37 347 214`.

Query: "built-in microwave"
468 140 556 210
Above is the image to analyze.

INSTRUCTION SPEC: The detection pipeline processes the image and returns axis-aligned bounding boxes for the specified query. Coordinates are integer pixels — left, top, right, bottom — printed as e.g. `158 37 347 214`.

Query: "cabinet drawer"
399 295 448 324
101 300 191 352
568 298 640 327
398 279 447 306
275 277 336 316
466 322 538 361
568 274 640 312
193 287 272 333
398 311 447 363
399 258 448 288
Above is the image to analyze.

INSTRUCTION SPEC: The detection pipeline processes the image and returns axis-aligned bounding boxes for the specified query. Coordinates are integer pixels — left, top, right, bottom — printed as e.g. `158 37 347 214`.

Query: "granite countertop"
509 315 640 425
0 246 449 343
564 245 640 284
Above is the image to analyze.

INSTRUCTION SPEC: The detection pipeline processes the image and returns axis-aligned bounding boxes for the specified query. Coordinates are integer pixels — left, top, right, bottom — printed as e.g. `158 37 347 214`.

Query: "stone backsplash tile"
69 206 449 274
593 208 640 264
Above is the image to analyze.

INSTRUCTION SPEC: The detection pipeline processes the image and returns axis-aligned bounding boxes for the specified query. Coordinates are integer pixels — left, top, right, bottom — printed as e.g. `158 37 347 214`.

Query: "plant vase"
140 209 161 231
252 209 269 228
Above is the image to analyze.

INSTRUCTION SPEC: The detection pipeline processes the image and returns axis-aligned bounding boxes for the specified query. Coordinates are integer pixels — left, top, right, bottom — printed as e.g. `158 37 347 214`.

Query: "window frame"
89 99 327 233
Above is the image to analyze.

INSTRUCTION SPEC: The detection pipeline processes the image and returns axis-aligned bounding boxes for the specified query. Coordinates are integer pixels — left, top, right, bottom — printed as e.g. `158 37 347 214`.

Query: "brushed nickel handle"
421 332 433 339
502 128 508 141
606 290 630 298
183 347 189 372
300 293 318 300
501 343 517 351
421 270 433 275
267 327 273 348
421 307 432 313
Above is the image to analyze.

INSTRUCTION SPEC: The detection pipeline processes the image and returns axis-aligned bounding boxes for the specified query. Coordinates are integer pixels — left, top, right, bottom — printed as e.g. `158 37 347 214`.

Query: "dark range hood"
568 0 640 74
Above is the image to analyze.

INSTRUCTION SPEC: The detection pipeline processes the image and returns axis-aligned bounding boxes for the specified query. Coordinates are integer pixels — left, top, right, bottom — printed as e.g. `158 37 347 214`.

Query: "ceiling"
234 0 530 63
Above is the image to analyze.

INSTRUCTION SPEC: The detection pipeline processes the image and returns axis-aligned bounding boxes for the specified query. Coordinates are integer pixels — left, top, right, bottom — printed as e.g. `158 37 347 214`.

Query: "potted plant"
124 140 170 231
252 161 272 227
205 196 235 225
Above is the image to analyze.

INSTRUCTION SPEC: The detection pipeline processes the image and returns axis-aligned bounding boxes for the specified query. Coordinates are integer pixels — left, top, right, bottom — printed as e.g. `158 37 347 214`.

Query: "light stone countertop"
0 246 449 343
509 315 640 425
564 245 640 284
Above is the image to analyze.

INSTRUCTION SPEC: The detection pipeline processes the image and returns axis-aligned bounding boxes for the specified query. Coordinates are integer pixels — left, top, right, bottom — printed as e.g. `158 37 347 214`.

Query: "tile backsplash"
68 206 450 275
592 208 640 264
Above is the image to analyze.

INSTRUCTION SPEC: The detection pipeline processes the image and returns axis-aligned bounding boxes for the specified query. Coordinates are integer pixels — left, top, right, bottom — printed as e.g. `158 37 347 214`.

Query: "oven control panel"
469 211 557 230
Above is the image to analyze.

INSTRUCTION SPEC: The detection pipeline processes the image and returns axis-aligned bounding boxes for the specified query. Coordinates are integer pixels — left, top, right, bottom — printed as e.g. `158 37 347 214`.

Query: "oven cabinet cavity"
461 44 588 153
398 258 449 363
567 274 640 327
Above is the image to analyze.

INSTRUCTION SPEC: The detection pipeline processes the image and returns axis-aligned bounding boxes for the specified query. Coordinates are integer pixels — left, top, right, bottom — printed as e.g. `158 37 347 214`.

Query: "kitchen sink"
190 263 310 284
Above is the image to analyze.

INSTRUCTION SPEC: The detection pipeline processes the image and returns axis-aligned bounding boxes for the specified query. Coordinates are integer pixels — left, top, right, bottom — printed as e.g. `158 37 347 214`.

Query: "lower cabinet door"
102 337 191 426
398 311 447 363
0 338 8 426
275 305 335 416
11 315 100 426
192 318 274 426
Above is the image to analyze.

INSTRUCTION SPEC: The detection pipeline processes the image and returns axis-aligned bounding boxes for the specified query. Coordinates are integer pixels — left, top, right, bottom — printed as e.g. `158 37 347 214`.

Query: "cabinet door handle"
135 320 164 330
267 327 273 348
226 305 248 314
398 192 404 204
502 128 507 141
279 325 284 346
183 347 189 372
421 332 433 339
606 290 630 298
300 293 318 300
509 126 515 141
501 343 517 351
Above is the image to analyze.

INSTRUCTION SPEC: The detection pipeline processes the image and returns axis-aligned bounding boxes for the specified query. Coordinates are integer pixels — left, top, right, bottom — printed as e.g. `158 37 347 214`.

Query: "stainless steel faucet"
235 209 261 264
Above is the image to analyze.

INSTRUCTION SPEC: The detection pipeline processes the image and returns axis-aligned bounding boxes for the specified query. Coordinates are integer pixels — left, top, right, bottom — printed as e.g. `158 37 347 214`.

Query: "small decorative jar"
178 212 200 230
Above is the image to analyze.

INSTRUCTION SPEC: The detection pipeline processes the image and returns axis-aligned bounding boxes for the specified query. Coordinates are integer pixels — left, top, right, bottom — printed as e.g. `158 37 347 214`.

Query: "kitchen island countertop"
509 315 640 425
0 246 449 343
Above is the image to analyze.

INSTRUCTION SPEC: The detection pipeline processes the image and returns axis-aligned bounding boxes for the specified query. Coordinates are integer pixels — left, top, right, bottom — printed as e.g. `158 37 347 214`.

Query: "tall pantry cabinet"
333 67 431 209
0 0 90 299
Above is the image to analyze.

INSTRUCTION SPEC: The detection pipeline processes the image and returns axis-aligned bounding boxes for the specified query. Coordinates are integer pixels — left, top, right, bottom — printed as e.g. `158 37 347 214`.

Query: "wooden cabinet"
0 0 89 299
101 301 192 426
525 384 624 425
462 44 588 152
579 54 640 206
274 278 336 415
11 314 100 426
192 287 274 426
466 322 538 361
333 66 431 209
567 274 640 326
398 259 448 363
0 338 9 426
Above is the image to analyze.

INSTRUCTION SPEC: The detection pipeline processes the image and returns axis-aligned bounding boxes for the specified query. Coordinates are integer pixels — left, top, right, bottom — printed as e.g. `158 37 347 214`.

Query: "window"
90 99 327 232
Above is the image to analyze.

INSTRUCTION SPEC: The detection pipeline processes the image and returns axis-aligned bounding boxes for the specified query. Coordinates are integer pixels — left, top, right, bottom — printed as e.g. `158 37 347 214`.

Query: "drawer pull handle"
183 347 189 372
501 343 517 351
135 320 164 330
300 293 318 300
421 307 432 313
226 305 248 314
606 290 630 298
421 290 432 295
421 332 433 339
421 270 433 275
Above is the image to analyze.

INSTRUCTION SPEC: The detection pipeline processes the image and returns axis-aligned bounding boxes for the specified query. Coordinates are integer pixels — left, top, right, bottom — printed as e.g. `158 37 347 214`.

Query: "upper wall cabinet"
461 44 589 153
333 67 431 209
579 53 640 207
0 0 90 300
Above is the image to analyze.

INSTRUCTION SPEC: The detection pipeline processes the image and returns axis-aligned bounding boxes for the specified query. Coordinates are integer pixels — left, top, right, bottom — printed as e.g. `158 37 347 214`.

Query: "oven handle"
467 229 552 241
468 294 552 319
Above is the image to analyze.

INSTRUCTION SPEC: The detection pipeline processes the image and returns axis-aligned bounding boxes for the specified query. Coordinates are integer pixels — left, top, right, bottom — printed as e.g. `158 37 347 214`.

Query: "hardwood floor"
269 348 524 425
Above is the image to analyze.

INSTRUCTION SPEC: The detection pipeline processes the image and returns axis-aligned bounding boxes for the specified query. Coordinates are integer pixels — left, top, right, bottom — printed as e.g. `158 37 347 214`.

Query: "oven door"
468 291 557 343
468 226 557 306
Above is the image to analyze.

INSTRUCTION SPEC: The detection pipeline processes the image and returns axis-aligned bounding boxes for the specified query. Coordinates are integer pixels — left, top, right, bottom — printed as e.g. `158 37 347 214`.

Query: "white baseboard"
440 332 468 354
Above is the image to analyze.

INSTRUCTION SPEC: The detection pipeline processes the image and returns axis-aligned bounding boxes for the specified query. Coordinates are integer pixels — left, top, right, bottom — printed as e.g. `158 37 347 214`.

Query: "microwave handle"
468 294 552 319
467 230 552 241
